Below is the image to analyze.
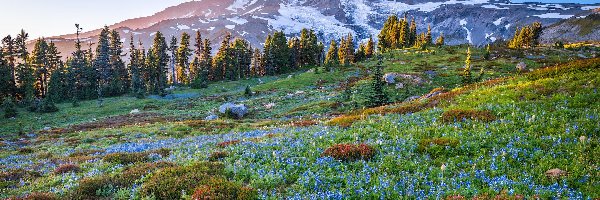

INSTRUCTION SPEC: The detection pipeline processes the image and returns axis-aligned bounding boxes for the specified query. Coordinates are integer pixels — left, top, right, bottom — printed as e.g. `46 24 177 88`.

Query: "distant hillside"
541 11 600 43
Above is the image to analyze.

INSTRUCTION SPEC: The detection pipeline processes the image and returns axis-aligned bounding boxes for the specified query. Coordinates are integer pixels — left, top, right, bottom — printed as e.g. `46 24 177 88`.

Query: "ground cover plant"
0 45 598 199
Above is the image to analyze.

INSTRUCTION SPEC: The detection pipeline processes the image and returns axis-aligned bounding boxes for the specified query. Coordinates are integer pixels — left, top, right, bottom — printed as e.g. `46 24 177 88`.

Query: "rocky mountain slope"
37 0 600 58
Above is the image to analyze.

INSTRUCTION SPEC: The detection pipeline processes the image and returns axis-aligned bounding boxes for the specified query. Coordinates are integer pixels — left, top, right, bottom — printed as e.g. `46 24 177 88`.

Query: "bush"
2 97 17 118
208 151 229 161
8 192 58 200
191 177 258 200
113 161 175 187
53 164 81 174
217 140 241 148
103 152 149 165
441 109 496 123
327 115 362 128
417 137 460 159
68 175 115 200
140 162 226 200
322 143 376 162
37 98 59 113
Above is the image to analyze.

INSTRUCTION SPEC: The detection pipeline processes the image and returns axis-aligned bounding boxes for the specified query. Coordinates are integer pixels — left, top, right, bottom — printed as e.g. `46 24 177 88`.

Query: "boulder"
130 109 140 114
545 168 567 178
219 103 248 119
404 96 421 102
384 73 425 85
205 114 219 121
516 62 527 72
43 126 52 131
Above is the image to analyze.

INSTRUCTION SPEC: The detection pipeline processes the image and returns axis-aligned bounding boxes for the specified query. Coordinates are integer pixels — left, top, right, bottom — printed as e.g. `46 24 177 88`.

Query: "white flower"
441 163 447 171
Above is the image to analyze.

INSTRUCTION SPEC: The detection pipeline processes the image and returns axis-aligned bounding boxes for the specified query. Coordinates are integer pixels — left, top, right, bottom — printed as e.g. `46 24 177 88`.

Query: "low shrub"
441 109 496 123
191 177 258 200
327 115 362 128
113 161 175 187
1 169 41 189
68 175 115 200
208 151 230 161
417 137 460 159
140 162 226 200
103 152 149 165
322 143 376 161
150 148 171 157
2 97 17 119
217 140 241 148
18 148 34 154
7 192 58 200
53 164 81 174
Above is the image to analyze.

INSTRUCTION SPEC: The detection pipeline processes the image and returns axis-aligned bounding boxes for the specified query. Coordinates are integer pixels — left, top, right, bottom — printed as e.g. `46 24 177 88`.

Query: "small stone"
404 96 421 102
205 114 219 121
516 62 527 72
130 109 140 114
43 127 51 131
395 83 404 89
545 168 567 178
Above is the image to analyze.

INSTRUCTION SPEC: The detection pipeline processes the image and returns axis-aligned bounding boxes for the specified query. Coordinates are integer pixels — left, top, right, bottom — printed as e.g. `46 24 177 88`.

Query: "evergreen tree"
345 33 355 64
435 33 445 46
244 85 252 97
409 17 417 46
109 30 128 95
338 37 348 66
483 44 491 60
365 36 374 58
251 48 262 77
325 39 339 72
355 43 366 63
194 30 203 58
462 47 472 84
0 49 13 100
1 35 17 98
94 26 111 97
262 35 274 75
47 62 68 102
289 37 300 70
149 31 169 95
169 36 178 84
367 56 388 107
270 31 290 73
425 24 432 46
200 38 212 81
128 35 146 98
176 32 192 84
30 38 51 98
212 33 232 81
230 38 252 80
14 30 35 104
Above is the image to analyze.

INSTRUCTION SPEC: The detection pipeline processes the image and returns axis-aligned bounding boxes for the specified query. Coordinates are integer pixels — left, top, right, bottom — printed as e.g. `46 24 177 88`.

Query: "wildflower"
579 136 587 143
441 163 446 171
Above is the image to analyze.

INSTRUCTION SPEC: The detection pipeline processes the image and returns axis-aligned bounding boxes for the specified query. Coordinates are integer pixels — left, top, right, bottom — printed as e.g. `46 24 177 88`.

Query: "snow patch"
493 17 504 26
227 0 258 12
485 33 496 42
225 25 236 29
177 24 190 30
263 3 355 39
482 4 509 10
123 30 130 34
460 19 472 44
375 0 489 13
505 24 511 30
341 0 378 36
534 13 573 19
581 6 600 10
227 16 248 25
207 27 216 31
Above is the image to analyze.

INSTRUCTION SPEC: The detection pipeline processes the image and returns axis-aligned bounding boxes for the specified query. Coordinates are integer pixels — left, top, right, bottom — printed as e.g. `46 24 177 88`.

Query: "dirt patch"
40 113 176 135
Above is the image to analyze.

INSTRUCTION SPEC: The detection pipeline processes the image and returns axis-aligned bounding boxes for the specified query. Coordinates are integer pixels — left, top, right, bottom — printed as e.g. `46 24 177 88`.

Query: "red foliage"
322 143 376 161
217 140 241 148
54 164 81 174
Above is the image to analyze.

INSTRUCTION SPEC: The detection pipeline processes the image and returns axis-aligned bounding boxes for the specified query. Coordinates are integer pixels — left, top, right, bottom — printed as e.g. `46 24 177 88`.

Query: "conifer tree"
355 44 366 63
229 38 251 80
289 37 300 70
338 37 348 66
325 39 339 72
0 49 13 100
200 38 212 81
483 44 491 60
1 35 17 98
367 56 387 107
15 30 35 104
109 30 128 95
365 36 374 58
149 31 169 95
251 48 262 77
194 30 203 58
2 96 17 118
213 33 232 81
30 38 50 98
425 24 432 46
94 26 111 97
462 47 472 84
128 35 145 98
169 36 178 84
409 17 417 46
435 33 445 46
345 33 355 64
261 35 274 76
270 31 290 73
176 32 192 84
47 62 68 102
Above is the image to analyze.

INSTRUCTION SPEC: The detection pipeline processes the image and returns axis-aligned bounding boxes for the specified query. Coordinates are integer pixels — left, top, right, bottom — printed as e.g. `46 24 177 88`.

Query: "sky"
1 0 599 39
0 0 190 39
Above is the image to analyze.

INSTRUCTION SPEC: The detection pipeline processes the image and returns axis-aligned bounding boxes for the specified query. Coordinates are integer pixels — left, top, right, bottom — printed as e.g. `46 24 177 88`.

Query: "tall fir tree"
0 49 13 100
109 30 128 95
325 39 339 72
149 31 169 95
168 36 178 84
128 35 146 97
1 35 17 98
251 48 262 77
30 38 51 98
230 38 252 80
425 24 432 46
367 56 388 107
94 26 111 98
365 36 374 58
176 32 192 84
289 37 300 70
15 30 35 104
200 38 212 81
213 33 232 81
435 33 445 46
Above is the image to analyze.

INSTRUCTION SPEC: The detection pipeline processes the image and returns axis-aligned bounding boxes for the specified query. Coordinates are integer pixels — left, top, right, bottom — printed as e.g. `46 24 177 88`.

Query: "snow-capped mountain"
38 0 600 58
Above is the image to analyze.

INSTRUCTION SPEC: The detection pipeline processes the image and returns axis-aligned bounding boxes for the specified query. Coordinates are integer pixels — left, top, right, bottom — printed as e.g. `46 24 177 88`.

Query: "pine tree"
289 37 300 70
325 39 339 72
2 96 17 118
168 36 178 84
149 31 169 95
1 35 17 98
0 49 13 101
47 62 68 102
355 44 366 63
365 36 374 58
262 35 274 76
251 48 262 77
425 24 432 46
409 17 417 46
435 33 445 46
462 47 472 84
230 38 252 80
200 38 212 81
30 38 50 98
270 31 290 73
176 32 192 84
345 33 355 64
244 85 252 97
109 30 128 95
95 26 111 97
194 30 204 58
367 56 388 107
128 35 145 98
483 44 491 60
338 37 348 66
15 30 35 104
213 33 232 81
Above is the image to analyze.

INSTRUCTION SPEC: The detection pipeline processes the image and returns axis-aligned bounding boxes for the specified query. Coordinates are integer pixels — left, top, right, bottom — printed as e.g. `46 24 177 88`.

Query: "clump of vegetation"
8 192 58 200
327 115 362 127
322 143 376 161
367 56 388 107
103 152 149 165
417 137 460 159
440 109 496 123
0 169 41 189
2 97 17 118
53 164 81 174
140 162 239 200
113 161 175 187
217 140 241 148
191 177 258 200
69 175 115 199
208 151 229 161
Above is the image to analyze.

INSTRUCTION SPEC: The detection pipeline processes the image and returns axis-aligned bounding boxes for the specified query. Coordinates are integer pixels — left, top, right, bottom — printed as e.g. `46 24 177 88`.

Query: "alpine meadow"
1 0 599 199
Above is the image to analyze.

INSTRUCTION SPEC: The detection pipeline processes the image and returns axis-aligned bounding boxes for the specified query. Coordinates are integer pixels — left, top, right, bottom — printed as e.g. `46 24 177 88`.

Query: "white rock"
130 109 140 114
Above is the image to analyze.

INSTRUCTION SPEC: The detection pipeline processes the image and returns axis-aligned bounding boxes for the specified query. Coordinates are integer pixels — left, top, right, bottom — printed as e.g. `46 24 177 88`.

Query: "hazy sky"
0 0 190 39
1 0 599 39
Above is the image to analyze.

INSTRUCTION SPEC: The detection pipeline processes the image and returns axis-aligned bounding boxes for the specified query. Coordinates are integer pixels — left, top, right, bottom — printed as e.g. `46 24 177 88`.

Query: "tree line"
377 14 444 52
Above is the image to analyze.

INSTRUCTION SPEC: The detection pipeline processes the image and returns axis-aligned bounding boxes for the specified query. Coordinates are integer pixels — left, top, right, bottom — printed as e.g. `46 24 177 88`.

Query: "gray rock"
516 62 527 72
219 103 248 119
578 54 588 58
404 96 421 102
130 109 140 114
395 83 404 89
43 126 51 131
205 114 219 120
384 73 425 85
